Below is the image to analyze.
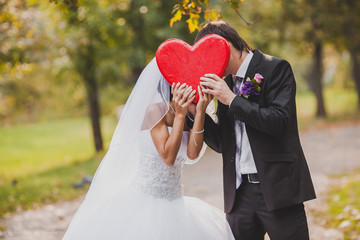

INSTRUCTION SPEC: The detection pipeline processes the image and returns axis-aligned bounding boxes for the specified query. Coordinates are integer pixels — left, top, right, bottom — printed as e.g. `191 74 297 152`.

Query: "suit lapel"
244 49 262 82
245 49 263 102
224 74 233 89
222 74 234 128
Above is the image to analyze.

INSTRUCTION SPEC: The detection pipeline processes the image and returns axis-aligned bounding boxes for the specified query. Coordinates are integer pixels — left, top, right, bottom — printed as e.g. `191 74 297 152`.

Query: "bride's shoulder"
141 102 168 129
146 102 167 113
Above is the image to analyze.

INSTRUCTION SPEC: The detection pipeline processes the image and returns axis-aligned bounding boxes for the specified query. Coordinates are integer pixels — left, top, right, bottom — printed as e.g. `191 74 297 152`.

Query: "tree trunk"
344 0 360 110
349 49 360 111
82 57 103 152
308 42 327 117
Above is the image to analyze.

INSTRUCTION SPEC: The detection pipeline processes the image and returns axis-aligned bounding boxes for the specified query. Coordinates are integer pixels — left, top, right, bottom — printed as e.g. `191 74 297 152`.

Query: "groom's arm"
228 60 295 137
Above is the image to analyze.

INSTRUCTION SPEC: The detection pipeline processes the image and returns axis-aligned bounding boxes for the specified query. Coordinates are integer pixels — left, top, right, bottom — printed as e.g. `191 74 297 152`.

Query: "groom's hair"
195 21 252 54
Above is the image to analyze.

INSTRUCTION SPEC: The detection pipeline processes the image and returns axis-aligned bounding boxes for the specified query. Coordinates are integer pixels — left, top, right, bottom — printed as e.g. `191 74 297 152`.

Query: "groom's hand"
200 74 236 106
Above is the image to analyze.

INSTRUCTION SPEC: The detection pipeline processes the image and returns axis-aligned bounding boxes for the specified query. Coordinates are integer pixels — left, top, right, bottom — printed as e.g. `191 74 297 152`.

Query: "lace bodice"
131 128 189 201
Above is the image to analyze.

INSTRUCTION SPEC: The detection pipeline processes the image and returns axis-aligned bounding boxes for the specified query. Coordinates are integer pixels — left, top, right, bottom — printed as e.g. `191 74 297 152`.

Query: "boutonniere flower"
241 73 263 99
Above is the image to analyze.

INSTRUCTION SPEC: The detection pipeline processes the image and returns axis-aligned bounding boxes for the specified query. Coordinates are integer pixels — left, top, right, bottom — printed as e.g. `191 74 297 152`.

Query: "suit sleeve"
228 60 296 137
203 113 222 153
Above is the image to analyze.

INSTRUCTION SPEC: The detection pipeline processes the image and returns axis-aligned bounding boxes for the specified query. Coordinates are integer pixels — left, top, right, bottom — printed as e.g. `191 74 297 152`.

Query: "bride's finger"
184 89 196 103
176 86 187 98
176 88 187 104
180 88 190 99
173 82 180 99
175 82 181 92
185 93 196 106
182 86 193 99
188 90 196 101
178 83 187 94
171 83 175 95
201 85 209 102
198 86 203 102
174 83 185 93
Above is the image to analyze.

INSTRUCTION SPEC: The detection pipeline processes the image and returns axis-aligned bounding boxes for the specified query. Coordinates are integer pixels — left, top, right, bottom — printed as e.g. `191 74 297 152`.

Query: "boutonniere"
241 73 263 99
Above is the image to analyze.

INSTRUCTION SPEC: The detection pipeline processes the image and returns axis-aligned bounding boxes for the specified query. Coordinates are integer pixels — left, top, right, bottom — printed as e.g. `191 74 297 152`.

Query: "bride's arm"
187 86 212 160
151 83 196 166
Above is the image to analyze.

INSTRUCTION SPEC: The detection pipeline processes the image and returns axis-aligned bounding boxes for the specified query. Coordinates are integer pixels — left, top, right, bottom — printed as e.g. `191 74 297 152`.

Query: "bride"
62 58 235 239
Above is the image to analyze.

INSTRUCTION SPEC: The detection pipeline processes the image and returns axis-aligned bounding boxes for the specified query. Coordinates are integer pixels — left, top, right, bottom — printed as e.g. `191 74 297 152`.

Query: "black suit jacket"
202 49 316 213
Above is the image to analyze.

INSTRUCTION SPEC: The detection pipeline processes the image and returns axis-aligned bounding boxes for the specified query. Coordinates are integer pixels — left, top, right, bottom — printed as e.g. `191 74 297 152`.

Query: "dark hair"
195 21 252 53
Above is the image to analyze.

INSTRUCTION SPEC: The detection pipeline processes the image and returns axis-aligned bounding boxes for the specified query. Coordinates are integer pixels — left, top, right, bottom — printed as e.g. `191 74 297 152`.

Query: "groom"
190 21 316 240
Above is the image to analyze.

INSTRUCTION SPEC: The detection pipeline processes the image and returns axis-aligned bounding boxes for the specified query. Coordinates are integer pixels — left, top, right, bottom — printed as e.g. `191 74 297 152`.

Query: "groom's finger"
199 81 216 90
204 74 222 82
201 87 216 96
200 76 217 85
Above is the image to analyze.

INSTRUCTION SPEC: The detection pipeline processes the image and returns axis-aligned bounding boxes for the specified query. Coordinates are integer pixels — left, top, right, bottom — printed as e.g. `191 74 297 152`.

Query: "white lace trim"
131 153 184 201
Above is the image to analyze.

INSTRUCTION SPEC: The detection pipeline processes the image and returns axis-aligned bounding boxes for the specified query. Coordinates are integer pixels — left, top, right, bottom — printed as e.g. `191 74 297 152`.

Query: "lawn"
0 116 117 217
0 87 358 217
296 88 359 130
324 173 360 240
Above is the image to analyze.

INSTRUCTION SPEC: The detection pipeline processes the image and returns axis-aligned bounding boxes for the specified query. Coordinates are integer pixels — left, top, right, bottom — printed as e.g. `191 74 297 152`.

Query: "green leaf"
250 79 261 92
204 9 220 21
213 97 218 115
186 13 200 33
170 9 183 27
250 78 258 86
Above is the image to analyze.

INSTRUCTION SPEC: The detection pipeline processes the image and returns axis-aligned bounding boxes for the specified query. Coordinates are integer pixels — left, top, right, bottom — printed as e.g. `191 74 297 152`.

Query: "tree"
51 0 194 152
57 0 128 152
116 0 194 82
324 0 360 110
274 0 328 117
0 0 56 124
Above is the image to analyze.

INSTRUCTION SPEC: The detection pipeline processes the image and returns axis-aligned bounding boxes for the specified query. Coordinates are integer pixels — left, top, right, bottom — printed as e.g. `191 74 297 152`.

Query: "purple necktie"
233 75 244 188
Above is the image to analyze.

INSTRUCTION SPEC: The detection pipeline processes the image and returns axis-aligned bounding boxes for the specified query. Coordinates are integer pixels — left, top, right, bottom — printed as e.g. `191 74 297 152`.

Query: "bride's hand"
172 82 196 117
195 85 213 114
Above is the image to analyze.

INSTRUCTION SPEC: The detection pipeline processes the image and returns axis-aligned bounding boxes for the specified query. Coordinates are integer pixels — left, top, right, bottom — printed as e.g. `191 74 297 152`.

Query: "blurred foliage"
0 0 60 125
170 0 360 113
170 0 239 32
1 0 359 128
53 0 196 151
323 173 360 239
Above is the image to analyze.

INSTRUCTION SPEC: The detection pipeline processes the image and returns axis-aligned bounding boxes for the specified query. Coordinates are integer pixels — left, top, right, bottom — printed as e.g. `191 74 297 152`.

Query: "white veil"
63 58 206 239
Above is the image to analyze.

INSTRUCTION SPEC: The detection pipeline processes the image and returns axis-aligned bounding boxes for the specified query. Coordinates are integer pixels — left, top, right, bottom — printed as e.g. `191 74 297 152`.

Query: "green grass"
0 117 117 180
296 88 359 130
322 173 360 240
0 116 117 217
0 157 100 215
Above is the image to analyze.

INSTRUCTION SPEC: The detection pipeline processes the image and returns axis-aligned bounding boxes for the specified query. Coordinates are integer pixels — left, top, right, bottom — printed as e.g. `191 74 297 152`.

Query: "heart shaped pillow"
156 34 230 103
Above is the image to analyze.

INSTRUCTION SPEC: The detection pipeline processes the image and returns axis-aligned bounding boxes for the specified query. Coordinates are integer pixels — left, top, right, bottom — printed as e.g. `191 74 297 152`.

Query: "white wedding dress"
64 127 234 239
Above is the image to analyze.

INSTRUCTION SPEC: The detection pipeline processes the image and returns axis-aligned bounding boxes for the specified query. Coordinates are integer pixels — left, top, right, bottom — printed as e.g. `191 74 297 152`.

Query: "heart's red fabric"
156 34 230 103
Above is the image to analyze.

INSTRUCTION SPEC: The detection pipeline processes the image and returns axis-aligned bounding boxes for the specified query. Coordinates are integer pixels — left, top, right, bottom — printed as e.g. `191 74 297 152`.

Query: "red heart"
156 34 230 103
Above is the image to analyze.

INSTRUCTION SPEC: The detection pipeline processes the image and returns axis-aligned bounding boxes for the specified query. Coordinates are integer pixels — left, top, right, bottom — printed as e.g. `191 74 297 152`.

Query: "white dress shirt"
230 51 258 188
